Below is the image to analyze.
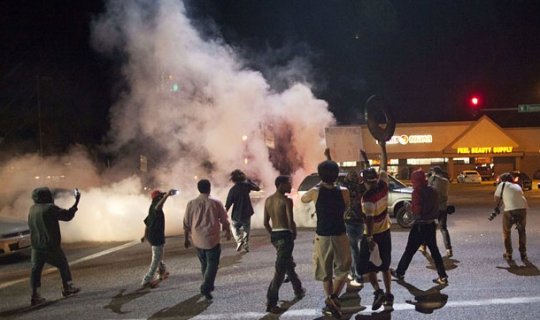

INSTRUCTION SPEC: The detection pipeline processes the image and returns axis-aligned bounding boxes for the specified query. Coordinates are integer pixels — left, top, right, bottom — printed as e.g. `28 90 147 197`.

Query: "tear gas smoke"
0 0 335 242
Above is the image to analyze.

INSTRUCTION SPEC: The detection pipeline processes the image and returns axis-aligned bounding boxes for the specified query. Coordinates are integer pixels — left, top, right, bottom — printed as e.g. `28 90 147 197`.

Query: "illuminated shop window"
453 157 471 164
339 161 358 167
406 158 447 165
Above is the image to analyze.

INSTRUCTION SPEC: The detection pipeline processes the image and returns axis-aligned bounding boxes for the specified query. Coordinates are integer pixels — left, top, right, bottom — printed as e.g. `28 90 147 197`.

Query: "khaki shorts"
312 234 351 281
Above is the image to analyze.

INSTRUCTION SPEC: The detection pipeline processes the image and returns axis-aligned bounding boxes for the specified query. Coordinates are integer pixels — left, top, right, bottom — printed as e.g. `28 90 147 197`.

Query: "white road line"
0 240 140 290
180 296 540 319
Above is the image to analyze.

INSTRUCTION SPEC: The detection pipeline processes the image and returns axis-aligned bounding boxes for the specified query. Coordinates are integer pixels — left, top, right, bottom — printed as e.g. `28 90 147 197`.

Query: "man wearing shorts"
302 160 351 318
359 168 393 310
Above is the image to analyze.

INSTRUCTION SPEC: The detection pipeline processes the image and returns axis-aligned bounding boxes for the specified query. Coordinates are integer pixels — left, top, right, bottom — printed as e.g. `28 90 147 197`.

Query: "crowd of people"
26 158 529 318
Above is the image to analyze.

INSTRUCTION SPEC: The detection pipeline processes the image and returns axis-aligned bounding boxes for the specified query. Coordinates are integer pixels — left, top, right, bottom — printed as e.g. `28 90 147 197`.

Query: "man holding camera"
493 173 528 262
28 187 81 306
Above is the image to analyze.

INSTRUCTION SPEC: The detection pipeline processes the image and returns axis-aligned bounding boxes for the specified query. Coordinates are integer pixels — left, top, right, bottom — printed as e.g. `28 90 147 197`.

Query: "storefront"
325 115 540 181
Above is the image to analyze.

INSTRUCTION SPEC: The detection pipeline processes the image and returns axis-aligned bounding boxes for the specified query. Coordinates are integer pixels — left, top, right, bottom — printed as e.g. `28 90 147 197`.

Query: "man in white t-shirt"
494 173 528 262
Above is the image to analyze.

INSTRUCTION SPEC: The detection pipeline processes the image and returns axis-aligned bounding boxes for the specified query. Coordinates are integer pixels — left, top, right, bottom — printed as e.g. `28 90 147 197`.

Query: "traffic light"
469 95 480 108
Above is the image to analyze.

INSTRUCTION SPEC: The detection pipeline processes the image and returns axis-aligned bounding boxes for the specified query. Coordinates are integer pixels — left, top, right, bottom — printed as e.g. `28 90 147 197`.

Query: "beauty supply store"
325 115 540 181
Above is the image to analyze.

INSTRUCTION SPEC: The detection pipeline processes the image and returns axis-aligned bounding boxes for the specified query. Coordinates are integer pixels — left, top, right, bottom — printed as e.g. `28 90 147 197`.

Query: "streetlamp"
36 75 52 156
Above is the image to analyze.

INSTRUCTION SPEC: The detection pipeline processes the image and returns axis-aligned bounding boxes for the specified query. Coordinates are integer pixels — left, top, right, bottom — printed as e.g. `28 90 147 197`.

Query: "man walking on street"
141 189 175 288
28 187 81 306
184 179 232 300
302 160 351 319
421 166 452 257
264 175 305 314
358 168 394 310
391 169 449 285
494 173 528 262
225 169 260 252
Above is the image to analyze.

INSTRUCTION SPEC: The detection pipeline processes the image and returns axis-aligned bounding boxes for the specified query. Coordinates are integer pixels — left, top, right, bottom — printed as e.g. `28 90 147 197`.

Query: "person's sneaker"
201 291 213 300
158 271 170 280
324 296 342 319
347 274 354 281
418 245 427 253
62 284 81 297
266 305 285 314
446 249 453 258
294 287 306 298
372 289 385 310
31 294 46 306
390 268 404 281
503 253 513 261
236 241 244 252
432 277 448 285
384 293 394 307
141 279 160 289
349 279 364 288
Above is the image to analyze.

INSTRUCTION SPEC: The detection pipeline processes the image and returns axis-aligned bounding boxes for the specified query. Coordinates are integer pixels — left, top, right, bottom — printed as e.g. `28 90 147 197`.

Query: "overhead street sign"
518 104 540 113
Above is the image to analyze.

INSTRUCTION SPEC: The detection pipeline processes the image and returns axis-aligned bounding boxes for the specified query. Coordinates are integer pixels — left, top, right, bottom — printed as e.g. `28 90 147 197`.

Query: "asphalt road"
1 183 539 320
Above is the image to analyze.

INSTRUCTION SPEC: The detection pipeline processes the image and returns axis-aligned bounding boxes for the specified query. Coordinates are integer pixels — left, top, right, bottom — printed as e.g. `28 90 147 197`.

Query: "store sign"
386 134 432 145
457 146 514 154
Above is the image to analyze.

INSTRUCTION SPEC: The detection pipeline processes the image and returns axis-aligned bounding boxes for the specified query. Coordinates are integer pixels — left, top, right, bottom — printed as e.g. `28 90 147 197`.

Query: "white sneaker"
350 279 364 288
347 274 354 281
236 241 244 252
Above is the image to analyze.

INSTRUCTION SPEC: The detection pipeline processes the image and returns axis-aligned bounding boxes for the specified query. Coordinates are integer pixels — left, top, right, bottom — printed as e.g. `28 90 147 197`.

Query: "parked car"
293 172 414 228
457 170 482 184
475 166 494 181
0 216 31 257
494 171 532 191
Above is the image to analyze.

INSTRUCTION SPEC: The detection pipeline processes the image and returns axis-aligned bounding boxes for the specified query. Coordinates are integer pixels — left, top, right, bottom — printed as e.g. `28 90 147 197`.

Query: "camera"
488 207 501 221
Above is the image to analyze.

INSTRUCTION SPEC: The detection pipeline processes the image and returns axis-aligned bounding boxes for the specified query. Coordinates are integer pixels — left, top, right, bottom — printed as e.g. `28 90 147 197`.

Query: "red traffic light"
469 95 481 108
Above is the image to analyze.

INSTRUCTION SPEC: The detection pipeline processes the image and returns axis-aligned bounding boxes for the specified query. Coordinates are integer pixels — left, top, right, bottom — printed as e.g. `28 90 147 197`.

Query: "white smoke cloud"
0 0 335 242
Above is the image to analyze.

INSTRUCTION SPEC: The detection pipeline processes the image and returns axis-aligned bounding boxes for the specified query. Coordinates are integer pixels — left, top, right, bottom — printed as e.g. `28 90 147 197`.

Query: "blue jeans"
196 244 221 294
345 221 364 281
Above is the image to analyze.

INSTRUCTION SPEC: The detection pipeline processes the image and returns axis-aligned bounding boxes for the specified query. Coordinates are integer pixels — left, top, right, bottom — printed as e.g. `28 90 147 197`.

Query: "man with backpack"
390 169 448 285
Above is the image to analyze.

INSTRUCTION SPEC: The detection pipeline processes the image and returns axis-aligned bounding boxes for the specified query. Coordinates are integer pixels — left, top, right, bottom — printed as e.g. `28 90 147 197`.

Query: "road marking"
0 240 140 290
135 295 540 319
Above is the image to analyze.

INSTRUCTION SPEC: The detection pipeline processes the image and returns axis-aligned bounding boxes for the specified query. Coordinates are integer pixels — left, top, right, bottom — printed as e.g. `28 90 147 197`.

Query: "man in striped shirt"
358 168 393 310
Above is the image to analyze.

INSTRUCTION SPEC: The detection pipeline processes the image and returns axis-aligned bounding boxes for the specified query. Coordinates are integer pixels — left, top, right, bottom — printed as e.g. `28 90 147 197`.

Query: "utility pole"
36 76 43 157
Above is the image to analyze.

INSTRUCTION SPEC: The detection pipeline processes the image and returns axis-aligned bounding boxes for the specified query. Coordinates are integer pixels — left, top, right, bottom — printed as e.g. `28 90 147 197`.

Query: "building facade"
325 115 540 181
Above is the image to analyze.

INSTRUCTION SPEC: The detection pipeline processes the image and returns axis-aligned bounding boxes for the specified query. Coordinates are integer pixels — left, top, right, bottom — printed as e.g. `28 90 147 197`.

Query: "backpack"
419 185 440 220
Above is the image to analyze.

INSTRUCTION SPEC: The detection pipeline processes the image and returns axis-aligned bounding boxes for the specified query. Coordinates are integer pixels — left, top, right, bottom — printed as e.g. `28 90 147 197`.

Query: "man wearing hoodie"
391 169 448 285
28 187 81 306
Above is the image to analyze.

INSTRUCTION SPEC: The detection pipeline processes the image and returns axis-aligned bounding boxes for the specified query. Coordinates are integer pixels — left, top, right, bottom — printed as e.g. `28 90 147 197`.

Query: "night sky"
1 0 540 156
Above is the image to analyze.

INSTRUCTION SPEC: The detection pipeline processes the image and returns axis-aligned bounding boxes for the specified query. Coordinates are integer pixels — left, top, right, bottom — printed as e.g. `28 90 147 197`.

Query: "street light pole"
36 76 43 157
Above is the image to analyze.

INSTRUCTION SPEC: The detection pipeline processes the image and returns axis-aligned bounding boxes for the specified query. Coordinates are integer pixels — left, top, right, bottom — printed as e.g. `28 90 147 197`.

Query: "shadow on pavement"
0 298 61 319
496 259 540 276
422 251 460 271
354 309 392 320
395 280 448 314
148 294 212 319
258 295 304 320
396 281 448 314
220 252 246 268
104 287 152 314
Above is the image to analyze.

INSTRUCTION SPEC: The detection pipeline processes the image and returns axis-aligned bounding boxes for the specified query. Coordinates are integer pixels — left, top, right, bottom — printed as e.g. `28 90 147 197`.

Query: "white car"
0 216 31 257
457 170 482 183
292 172 414 228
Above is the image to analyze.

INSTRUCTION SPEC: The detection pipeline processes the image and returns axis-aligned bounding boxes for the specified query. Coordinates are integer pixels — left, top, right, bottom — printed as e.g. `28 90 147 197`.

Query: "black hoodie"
28 187 77 251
